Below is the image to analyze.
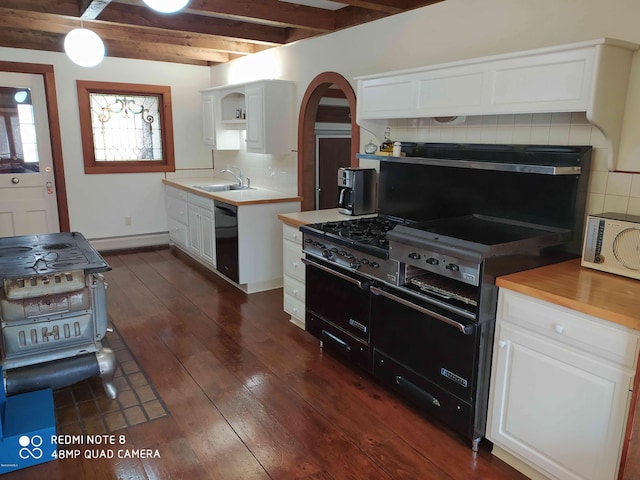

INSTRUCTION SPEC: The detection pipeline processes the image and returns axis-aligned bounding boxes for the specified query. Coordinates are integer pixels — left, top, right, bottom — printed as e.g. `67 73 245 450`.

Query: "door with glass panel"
0 72 59 236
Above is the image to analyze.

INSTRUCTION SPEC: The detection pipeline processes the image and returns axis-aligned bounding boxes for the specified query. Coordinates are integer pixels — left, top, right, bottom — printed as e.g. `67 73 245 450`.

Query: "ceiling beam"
182 0 337 32
99 3 289 44
79 0 112 19
0 8 266 64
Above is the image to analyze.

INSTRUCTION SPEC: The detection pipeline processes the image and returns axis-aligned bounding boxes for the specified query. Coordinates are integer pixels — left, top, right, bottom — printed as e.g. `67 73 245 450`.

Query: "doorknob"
11 177 19 184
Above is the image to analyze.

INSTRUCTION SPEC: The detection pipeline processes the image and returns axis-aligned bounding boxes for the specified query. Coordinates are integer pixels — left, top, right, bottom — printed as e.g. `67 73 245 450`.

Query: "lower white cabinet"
488 289 639 480
165 186 189 248
187 193 215 267
165 183 300 293
282 223 305 329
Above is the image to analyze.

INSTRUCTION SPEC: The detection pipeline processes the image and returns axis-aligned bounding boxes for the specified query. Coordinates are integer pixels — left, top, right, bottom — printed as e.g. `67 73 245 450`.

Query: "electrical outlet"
125 216 132 226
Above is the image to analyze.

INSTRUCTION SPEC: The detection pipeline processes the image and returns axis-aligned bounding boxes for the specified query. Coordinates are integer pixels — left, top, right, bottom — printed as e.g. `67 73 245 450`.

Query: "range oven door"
303 255 373 371
370 284 486 440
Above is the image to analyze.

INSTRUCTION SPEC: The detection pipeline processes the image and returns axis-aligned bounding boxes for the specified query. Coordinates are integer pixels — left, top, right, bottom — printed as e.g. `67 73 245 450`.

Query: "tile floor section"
53 324 169 435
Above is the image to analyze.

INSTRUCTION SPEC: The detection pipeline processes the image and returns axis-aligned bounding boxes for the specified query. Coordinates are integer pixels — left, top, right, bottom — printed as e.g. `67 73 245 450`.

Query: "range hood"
355 38 639 171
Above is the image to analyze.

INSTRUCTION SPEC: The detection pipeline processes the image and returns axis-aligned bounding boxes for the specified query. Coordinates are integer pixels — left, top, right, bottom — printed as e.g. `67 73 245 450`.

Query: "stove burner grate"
43 243 72 250
0 246 33 257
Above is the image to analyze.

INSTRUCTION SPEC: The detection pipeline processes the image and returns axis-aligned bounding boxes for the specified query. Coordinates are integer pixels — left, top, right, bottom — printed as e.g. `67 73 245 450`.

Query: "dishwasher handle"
214 203 237 217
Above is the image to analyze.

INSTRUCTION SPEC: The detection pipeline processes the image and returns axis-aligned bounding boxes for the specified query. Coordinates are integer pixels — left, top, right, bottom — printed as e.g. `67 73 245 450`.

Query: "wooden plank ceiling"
0 0 444 66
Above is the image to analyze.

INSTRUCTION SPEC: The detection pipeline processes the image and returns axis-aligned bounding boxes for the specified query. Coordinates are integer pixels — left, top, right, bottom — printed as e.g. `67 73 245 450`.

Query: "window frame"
76 80 175 174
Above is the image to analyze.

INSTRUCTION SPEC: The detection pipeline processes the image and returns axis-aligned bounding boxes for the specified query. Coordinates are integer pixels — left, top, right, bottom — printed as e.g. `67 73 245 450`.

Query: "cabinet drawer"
283 223 303 246
284 276 305 303
499 289 640 369
166 196 188 224
306 313 372 372
284 294 305 322
283 243 304 282
166 185 188 201
187 192 214 211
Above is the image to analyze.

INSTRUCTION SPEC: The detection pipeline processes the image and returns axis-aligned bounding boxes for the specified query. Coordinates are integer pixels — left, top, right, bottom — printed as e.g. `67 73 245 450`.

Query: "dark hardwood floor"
7 248 536 479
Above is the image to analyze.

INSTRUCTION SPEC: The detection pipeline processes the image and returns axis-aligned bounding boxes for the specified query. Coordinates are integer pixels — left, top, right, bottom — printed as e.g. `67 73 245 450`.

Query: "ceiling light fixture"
142 0 190 13
64 28 105 68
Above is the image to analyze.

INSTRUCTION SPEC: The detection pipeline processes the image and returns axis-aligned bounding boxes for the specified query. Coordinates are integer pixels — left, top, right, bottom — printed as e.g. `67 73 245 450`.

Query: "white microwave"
581 213 640 280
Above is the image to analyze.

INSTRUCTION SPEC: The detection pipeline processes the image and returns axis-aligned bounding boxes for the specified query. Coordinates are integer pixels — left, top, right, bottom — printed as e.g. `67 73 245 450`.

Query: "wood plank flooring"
3 248 547 479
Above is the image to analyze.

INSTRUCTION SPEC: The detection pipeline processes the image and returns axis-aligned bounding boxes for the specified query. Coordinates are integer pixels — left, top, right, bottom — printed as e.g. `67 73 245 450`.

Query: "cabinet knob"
293 261 298 268
292 288 298 296
554 324 565 334
293 233 298 240
498 340 507 348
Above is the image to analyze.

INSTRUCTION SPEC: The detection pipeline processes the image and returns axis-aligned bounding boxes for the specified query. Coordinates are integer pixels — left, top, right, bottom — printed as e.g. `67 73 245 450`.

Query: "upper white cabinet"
201 80 295 154
356 38 639 170
201 91 215 147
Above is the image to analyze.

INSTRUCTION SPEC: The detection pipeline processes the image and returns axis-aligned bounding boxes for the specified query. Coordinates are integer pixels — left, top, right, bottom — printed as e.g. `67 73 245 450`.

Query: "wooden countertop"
278 209 377 227
163 178 302 206
497 259 640 330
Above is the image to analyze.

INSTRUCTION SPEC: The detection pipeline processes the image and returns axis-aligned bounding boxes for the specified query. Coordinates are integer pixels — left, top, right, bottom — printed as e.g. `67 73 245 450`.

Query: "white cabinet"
356 38 638 170
244 81 295 154
200 80 295 154
187 193 216 267
487 289 640 480
201 91 215 147
282 223 305 329
235 201 299 291
164 182 300 294
165 186 189 248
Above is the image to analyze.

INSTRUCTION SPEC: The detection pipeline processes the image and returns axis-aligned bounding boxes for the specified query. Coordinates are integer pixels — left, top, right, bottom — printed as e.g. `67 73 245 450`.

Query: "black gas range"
301 143 592 451
301 216 405 285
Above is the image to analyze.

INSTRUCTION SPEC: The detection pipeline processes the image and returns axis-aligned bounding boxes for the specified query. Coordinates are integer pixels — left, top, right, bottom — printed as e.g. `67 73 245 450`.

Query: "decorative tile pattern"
53 324 169 435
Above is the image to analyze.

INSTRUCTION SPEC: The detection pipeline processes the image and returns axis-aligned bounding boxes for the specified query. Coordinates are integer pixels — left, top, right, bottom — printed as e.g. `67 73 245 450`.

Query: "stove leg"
471 437 481 452
96 348 118 399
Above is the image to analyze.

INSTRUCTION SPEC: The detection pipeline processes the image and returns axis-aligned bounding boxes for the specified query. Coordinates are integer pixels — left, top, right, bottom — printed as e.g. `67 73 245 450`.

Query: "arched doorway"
297 72 359 212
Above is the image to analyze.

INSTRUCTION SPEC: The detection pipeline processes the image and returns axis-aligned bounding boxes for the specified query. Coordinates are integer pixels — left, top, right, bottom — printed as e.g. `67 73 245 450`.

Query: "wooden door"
317 136 351 210
0 72 59 236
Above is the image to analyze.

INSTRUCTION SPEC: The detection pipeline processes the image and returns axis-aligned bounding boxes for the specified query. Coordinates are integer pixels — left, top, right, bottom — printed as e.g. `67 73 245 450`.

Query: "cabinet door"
201 93 215 147
188 204 202 256
489 322 633 480
200 207 215 266
245 84 264 152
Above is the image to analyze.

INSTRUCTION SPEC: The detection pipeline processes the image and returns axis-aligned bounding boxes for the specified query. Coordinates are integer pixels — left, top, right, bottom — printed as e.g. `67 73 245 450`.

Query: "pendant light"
64 28 105 67
142 0 190 13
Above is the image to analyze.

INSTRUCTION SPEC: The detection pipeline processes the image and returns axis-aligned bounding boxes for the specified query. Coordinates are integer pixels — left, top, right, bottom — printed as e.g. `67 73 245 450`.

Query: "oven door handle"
370 286 473 335
302 257 370 290
321 330 351 353
395 376 441 407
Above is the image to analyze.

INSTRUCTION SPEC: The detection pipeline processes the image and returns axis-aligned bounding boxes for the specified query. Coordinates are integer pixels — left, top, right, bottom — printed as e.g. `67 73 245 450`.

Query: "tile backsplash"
169 112 640 218
168 150 298 196
385 113 640 218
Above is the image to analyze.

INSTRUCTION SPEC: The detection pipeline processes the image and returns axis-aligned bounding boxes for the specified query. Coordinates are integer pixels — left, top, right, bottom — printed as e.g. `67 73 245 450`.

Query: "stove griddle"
388 214 571 259
0 232 111 281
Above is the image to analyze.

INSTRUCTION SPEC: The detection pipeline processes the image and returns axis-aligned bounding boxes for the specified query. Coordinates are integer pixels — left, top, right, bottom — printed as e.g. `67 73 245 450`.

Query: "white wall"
207 0 640 217
0 46 211 243
3 0 640 246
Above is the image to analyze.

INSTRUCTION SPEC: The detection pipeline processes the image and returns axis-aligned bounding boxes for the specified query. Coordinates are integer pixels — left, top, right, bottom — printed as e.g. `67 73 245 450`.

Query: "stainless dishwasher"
214 200 239 283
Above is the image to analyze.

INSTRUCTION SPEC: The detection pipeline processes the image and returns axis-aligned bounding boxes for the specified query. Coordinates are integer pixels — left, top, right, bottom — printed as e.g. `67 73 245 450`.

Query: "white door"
0 72 59 236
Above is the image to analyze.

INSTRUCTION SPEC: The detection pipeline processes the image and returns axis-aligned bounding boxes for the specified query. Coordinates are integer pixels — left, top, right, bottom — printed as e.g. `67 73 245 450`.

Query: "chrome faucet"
220 166 244 187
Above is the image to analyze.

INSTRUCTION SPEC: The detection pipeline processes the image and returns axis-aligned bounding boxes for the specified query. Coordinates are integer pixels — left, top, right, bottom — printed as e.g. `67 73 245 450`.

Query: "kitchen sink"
195 184 255 192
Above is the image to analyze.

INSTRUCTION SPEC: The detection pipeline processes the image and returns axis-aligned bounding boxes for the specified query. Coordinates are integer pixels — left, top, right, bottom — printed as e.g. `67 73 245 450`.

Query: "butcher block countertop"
278 208 377 227
163 178 302 207
497 259 640 331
